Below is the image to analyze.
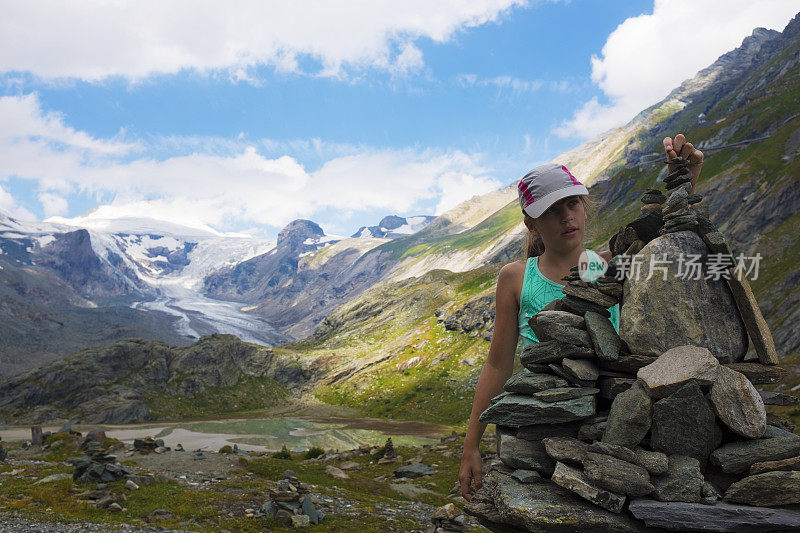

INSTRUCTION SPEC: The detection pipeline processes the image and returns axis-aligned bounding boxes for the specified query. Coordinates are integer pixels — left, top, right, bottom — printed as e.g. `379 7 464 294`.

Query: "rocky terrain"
0 424 486 532
0 335 308 425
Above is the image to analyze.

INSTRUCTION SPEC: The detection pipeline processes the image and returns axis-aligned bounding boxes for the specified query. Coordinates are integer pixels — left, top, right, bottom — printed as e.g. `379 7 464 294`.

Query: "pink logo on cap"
518 180 535 207
561 165 582 186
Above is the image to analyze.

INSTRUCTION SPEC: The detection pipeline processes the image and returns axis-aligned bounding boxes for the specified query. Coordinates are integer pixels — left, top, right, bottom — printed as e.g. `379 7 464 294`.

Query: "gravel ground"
0 512 196 532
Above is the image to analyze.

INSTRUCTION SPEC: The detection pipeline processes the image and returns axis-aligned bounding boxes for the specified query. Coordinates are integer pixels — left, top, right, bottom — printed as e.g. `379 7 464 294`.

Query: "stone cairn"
468 158 800 532
261 469 323 527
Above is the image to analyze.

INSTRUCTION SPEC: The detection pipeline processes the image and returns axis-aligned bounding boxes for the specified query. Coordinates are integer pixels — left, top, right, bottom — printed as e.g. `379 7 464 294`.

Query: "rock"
600 354 657 374
620 232 748 362
465 470 647 532
634 448 669 476
551 461 626 513
629 498 800 532
503 372 568 394
652 455 703 503
711 428 800 474
510 469 541 483
479 393 596 427
339 461 362 470
274 509 293 525
520 341 595 367
563 285 618 308
108 502 122 512
724 363 786 384
291 514 311 527
585 311 621 361
34 473 72 485
325 465 349 479
728 267 780 365
578 420 607 442
542 437 589 465
750 455 800 475
650 381 722 467
261 500 277 517
767 412 796 433
548 363 595 387
603 382 652 448
710 366 767 438
724 471 800 507
516 421 581 441
561 358 599 382
301 494 319 524
637 345 720 399
149 509 174 520
533 387 598 402
82 429 108 449
432 502 461 521
530 312 591 346
390 483 439 499
561 295 612 318
499 433 555 474
588 442 636 463
582 452 654 497
394 463 435 478
0 445 6 463
31 426 43 446
598 377 635 400
124 479 139 490
759 391 800 406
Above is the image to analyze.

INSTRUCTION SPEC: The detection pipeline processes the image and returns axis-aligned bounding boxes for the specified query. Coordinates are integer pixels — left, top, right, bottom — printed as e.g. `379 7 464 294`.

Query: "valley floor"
0 408 493 533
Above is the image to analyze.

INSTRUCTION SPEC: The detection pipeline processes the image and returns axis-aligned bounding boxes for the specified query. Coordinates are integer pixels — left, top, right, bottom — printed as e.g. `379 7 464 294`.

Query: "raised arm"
459 262 520 500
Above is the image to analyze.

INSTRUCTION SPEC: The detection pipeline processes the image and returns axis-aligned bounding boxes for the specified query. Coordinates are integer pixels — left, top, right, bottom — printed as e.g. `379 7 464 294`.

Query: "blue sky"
0 0 797 238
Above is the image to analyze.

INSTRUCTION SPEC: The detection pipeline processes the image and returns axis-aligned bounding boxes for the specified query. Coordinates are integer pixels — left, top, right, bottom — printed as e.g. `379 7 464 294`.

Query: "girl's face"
530 195 586 253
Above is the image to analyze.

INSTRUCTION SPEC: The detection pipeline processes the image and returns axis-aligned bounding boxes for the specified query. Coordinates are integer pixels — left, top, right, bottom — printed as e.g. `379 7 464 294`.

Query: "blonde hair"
522 195 596 259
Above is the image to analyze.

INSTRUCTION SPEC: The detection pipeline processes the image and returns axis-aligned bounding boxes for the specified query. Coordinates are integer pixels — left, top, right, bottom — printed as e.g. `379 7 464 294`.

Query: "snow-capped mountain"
351 215 436 239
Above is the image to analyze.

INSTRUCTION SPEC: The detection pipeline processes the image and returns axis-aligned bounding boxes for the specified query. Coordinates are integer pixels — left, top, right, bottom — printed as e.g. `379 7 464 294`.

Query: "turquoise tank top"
517 251 620 347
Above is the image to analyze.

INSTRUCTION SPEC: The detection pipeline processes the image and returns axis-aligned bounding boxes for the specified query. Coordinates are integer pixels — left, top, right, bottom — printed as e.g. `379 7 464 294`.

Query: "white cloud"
0 0 528 81
0 184 36 220
0 93 501 231
556 0 799 139
457 73 544 94
38 192 68 217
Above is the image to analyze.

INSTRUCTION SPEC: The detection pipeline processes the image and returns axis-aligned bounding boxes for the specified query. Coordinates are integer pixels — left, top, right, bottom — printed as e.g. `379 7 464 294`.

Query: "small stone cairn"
261 470 323 527
428 502 468 532
69 431 131 484
468 158 800 532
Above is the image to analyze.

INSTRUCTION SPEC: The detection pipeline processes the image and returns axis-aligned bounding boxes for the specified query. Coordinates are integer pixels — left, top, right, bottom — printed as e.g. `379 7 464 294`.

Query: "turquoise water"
149 417 446 451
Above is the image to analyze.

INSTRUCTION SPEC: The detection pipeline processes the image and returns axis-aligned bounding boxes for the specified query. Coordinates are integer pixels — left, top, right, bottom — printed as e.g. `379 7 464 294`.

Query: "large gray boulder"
465 470 649 532
620 231 748 362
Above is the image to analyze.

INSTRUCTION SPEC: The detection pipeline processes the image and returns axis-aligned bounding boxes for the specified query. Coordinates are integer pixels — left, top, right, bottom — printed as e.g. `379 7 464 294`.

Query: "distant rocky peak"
351 214 436 239
377 215 407 230
277 219 325 246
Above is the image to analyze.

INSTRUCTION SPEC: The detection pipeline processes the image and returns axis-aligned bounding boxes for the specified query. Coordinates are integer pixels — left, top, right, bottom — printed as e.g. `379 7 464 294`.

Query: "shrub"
303 446 325 460
218 445 234 454
271 444 292 459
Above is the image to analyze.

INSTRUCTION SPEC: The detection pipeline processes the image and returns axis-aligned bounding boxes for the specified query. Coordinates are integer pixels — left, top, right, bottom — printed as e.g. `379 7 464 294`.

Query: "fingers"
673 133 686 157
459 472 472 500
689 148 704 165
679 141 695 160
663 137 676 161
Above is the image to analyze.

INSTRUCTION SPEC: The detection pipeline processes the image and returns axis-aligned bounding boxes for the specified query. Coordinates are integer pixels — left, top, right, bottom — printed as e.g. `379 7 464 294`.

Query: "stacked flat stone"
68 442 131 483
480 266 628 479
659 157 700 235
261 470 322 527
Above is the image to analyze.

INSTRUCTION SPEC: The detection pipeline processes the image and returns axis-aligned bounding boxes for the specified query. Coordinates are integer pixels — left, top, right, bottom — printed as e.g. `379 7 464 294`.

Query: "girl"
458 134 704 501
